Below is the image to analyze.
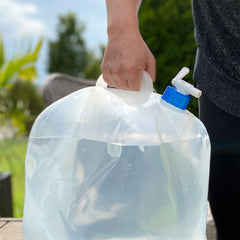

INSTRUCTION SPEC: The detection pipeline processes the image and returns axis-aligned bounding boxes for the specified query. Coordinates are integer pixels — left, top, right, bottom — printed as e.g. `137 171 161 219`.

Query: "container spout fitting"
171 67 202 98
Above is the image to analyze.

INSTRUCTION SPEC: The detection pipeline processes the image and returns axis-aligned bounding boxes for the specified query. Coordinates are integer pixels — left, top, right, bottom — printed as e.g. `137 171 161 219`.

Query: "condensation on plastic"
23 71 211 240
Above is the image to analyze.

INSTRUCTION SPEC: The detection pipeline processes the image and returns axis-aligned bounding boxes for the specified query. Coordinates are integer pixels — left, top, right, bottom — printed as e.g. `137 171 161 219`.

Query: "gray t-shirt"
192 0 240 117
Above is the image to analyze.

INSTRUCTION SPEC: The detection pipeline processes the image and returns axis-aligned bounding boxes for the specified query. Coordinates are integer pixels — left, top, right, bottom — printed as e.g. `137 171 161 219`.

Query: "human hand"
101 28 156 91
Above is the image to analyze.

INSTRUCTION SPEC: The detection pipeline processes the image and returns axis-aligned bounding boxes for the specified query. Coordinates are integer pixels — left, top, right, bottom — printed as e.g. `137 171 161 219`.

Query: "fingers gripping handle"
96 71 153 92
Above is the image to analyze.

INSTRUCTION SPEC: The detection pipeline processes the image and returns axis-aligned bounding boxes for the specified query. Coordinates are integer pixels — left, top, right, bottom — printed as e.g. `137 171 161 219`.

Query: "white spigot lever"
172 67 202 98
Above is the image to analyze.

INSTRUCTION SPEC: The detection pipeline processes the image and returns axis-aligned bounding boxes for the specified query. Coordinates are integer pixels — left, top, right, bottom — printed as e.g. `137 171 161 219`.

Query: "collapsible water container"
23 67 210 240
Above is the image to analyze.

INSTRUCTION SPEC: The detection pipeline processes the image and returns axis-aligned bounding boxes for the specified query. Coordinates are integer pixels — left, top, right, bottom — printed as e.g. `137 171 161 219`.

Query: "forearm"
102 0 155 90
105 0 142 37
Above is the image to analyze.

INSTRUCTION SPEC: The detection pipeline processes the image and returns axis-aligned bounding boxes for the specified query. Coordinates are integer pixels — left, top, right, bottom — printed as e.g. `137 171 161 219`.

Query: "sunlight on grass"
0 138 27 217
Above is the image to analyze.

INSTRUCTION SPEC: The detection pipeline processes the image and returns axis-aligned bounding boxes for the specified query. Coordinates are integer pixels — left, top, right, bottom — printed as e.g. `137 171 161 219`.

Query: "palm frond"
17 39 42 67
18 66 37 81
0 35 5 68
0 39 42 87
0 59 18 86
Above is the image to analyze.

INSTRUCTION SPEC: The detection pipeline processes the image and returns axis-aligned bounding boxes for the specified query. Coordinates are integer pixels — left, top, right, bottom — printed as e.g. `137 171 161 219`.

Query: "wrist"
107 16 139 39
105 0 140 38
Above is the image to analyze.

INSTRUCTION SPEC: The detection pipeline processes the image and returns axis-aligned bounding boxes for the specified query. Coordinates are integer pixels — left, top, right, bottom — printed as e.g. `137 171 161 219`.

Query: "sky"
0 0 108 85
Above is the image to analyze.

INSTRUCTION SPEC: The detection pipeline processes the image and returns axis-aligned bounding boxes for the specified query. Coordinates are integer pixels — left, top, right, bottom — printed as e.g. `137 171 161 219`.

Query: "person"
101 0 240 239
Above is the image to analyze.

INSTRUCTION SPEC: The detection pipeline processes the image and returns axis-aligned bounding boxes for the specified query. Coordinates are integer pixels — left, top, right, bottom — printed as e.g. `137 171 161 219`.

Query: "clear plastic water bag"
23 68 210 240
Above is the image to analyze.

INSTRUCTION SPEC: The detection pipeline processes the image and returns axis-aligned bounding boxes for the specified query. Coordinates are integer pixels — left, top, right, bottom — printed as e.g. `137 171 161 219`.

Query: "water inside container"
24 137 209 240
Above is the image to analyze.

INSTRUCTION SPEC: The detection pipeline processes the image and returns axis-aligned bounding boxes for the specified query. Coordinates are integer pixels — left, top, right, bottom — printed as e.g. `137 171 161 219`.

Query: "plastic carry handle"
96 71 153 92
96 74 108 88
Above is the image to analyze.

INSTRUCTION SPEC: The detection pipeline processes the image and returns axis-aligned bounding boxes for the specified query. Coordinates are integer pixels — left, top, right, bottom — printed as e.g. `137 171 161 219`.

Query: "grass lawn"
0 138 28 218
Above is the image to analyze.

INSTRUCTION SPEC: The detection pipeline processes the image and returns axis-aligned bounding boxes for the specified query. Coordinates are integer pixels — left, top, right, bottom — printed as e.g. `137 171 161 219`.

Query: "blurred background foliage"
0 38 42 88
0 38 44 136
48 12 102 79
48 12 88 77
0 81 44 135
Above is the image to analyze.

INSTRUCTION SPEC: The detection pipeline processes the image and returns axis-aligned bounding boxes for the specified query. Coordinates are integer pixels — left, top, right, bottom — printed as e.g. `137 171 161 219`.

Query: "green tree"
138 0 198 115
48 12 88 77
0 81 44 134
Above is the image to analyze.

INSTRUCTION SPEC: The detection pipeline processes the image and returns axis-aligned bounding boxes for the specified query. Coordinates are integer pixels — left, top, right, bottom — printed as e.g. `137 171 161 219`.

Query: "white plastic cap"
171 67 202 98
